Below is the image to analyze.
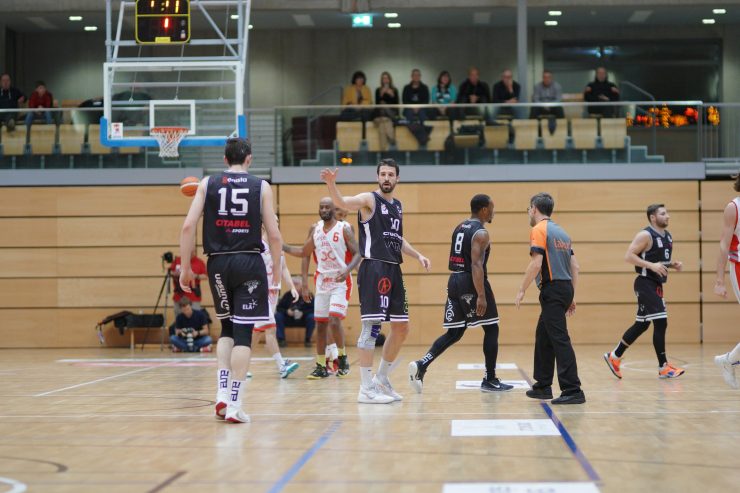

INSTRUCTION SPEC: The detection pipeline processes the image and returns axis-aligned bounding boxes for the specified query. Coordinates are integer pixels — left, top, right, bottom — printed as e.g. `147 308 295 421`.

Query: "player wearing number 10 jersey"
179 138 283 424
322 159 431 404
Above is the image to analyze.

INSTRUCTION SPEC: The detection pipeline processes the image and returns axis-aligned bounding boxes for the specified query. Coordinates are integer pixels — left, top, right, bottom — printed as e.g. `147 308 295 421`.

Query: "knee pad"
233 323 253 348
219 318 234 339
358 320 381 350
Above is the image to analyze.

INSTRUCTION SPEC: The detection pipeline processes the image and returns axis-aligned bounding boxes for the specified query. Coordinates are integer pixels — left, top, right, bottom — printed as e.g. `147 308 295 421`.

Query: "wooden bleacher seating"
58 124 86 155
540 119 568 150
29 125 56 155
87 124 112 155
570 118 598 150
512 119 538 151
0 126 27 156
336 122 363 153
600 118 627 149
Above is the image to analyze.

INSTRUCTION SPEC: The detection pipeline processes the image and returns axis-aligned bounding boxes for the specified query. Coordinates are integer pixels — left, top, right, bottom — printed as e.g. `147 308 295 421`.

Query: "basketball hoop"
150 126 189 158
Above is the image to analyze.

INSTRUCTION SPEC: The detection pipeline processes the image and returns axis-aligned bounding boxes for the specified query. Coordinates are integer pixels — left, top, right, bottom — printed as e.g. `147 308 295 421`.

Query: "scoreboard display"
135 0 190 44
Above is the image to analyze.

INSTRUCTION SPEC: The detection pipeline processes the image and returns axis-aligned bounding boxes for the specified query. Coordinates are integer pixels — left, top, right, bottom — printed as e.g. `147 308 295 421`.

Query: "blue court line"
267 420 342 493
518 368 601 483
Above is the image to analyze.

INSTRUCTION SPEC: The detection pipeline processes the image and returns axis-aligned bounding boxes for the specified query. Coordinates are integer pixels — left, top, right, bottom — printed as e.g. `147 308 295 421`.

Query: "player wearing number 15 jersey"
179 138 283 424
322 159 431 404
409 194 513 394
604 204 686 380
284 197 362 379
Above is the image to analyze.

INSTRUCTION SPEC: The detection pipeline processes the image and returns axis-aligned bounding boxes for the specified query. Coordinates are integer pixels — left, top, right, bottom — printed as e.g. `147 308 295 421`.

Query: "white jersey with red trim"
312 220 351 277
260 239 285 290
730 197 740 264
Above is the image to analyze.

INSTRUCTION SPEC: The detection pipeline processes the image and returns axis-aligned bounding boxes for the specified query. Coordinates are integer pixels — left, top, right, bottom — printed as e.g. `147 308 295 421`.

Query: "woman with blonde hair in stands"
373 71 399 151
714 173 740 389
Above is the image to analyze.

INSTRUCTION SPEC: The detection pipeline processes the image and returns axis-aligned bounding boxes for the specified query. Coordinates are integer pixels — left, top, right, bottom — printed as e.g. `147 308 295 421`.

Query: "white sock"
217 368 230 402
272 352 285 370
728 343 740 364
329 343 339 360
325 343 334 358
389 358 402 373
377 358 393 379
229 379 246 407
360 367 373 388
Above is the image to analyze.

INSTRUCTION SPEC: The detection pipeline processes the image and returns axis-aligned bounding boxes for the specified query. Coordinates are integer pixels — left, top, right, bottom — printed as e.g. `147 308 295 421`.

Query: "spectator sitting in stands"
492 69 521 119
402 68 430 124
584 66 620 117
0 73 26 131
340 71 372 121
275 276 315 348
456 67 490 118
431 70 457 118
530 69 564 121
373 71 399 150
25 81 54 126
171 297 212 353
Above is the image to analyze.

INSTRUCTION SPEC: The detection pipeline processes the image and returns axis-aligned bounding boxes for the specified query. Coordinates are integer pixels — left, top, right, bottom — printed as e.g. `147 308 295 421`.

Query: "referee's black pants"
532 281 582 395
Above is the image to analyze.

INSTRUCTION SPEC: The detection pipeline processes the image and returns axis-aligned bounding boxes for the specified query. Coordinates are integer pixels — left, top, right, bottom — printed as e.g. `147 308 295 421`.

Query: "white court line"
444 482 599 493
0 477 27 493
457 363 518 370
57 357 314 363
34 363 177 397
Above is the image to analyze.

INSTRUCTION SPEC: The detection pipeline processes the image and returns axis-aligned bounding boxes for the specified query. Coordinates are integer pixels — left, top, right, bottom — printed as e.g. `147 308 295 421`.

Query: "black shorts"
634 276 667 322
443 273 499 329
207 253 270 326
357 260 408 322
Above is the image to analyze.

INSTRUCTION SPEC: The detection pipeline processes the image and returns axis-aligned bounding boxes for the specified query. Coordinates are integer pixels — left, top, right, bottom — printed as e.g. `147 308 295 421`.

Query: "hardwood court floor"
0 343 737 493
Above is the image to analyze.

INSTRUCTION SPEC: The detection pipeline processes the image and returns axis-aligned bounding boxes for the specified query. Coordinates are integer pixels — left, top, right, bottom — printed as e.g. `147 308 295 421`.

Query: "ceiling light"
384 13 398 18
628 10 653 23
84 26 97 31
230 14 239 20
548 11 562 16
713 9 726 15
544 20 558 26
248 24 253 29
702 18 716 24
388 22 401 28
69 15 83 21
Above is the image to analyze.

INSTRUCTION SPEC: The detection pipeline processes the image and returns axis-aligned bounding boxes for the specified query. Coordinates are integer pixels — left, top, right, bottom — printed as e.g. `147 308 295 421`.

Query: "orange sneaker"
603 352 622 379
658 362 685 379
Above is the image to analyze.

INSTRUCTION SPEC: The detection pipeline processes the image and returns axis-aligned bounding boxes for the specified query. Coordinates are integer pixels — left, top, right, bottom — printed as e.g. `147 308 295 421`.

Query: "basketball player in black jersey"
408 194 513 393
179 138 282 423
321 158 431 404
604 204 685 380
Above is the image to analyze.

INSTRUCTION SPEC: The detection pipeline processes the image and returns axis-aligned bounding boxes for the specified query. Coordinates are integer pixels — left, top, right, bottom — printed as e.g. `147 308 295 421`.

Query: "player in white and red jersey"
254 220 301 379
284 197 361 379
714 174 740 389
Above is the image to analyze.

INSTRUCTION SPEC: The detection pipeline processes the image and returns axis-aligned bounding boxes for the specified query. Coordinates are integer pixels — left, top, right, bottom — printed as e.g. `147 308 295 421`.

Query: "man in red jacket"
24 81 54 126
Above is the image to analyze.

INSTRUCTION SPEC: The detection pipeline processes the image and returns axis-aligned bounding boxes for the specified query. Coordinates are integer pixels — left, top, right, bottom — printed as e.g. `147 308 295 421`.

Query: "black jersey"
358 192 403 264
448 219 490 275
636 226 672 283
202 171 264 255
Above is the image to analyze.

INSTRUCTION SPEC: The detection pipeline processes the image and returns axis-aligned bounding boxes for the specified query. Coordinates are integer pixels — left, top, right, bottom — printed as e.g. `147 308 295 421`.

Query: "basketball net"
150 127 189 158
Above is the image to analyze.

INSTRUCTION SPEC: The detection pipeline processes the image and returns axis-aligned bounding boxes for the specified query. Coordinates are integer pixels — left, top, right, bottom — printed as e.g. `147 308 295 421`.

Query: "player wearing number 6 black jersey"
321 159 431 404
604 204 685 380
409 194 513 394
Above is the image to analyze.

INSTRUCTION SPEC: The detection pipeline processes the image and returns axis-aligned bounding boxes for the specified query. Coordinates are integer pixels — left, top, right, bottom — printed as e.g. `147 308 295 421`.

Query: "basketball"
180 176 200 197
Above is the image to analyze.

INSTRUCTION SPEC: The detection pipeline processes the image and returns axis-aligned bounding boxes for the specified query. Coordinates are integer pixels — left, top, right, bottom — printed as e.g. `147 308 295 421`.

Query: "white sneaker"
225 405 250 423
280 360 300 379
373 376 403 401
408 361 424 394
715 354 739 389
215 400 228 420
357 384 394 404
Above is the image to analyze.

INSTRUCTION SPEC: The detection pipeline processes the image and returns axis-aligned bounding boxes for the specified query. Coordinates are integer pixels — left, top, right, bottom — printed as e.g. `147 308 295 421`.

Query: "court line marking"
0 477 27 493
266 420 342 493
518 368 601 483
57 357 315 363
147 471 186 493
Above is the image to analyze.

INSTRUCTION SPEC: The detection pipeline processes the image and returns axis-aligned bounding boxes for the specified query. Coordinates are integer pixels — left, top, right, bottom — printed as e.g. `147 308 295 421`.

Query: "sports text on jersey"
222 176 250 184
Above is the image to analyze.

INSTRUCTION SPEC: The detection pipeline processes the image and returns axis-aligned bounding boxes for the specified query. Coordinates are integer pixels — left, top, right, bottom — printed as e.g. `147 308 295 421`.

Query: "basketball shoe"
280 360 300 379
480 378 514 392
307 363 329 379
337 355 350 377
225 405 250 423
714 353 739 389
603 352 622 379
357 383 394 404
658 362 685 379
373 375 402 401
407 360 426 394
215 401 227 420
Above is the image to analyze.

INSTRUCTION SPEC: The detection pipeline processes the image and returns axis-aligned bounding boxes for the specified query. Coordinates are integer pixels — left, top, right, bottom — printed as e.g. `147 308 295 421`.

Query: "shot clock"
135 0 190 44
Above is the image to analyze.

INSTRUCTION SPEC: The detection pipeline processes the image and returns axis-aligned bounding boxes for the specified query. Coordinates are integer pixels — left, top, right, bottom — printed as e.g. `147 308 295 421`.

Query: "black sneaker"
525 386 553 399
306 363 329 380
551 391 586 405
408 360 426 393
481 378 514 392
337 355 350 377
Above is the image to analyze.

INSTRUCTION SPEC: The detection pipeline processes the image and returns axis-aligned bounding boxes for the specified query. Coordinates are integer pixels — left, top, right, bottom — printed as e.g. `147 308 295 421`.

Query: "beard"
319 211 334 221
656 219 669 228
380 181 396 193
529 215 536 227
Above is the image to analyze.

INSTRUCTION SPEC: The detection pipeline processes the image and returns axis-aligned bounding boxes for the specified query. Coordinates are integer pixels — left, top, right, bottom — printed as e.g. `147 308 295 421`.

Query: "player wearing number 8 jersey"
604 204 686 380
179 138 282 424
409 194 513 394
321 159 431 404
284 197 362 379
